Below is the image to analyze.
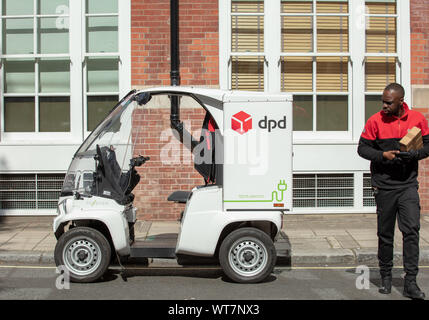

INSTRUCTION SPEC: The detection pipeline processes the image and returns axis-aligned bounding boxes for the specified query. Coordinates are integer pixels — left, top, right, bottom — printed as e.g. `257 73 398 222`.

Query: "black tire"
219 227 276 283
54 227 112 283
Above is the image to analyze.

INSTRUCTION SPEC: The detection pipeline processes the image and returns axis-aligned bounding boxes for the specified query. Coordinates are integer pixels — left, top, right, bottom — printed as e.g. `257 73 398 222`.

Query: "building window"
84 0 119 131
1 0 128 140
220 0 409 139
364 0 397 122
1 0 71 133
282 1 349 133
230 0 265 91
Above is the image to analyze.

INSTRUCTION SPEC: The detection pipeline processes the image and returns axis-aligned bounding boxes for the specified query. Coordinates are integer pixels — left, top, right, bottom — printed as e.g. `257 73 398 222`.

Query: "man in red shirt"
358 83 428 300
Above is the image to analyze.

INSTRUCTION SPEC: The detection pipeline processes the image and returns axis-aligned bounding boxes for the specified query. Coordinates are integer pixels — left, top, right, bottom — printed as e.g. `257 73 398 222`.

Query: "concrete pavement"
1 214 429 267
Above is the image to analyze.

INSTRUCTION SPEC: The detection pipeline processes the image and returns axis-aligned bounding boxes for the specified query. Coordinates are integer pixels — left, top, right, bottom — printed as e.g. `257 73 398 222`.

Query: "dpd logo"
258 116 287 132
232 111 287 134
231 111 252 135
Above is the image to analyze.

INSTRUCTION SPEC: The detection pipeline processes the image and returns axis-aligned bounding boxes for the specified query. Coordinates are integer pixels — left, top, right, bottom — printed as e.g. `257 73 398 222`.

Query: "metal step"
129 232 290 263
130 233 178 258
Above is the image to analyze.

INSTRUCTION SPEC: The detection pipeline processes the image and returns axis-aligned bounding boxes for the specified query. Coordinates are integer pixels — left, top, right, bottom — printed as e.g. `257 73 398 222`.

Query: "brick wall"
418 108 429 213
132 107 207 220
130 0 219 219
131 0 219 87
410 0 429 85
410 0 429 213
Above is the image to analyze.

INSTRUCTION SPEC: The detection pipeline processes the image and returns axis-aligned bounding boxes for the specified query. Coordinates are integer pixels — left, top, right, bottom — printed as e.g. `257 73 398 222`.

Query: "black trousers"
374 186 421 281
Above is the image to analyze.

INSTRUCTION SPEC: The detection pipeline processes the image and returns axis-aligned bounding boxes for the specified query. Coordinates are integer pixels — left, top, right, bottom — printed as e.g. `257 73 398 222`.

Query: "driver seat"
167 191 191 204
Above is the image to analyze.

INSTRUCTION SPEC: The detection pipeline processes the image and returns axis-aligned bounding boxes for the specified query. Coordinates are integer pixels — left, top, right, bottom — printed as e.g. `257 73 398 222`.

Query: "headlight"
65 198 73 213
57 200 65 215
58 198 73 215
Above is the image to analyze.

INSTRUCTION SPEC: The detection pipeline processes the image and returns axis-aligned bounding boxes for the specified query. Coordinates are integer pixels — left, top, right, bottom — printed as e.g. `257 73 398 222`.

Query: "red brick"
131 0 219 89
410 1 429 213
128 107 207 219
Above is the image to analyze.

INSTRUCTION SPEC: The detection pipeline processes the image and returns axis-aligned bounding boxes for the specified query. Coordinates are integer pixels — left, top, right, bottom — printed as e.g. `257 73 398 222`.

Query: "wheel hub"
63 237 102 276
228 238 268 277
77 250 89 262
243 251 254 262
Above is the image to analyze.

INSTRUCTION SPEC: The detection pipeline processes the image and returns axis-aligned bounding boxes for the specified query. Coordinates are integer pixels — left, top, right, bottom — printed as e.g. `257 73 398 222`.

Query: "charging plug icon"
277 180 287 192
272 180 287 202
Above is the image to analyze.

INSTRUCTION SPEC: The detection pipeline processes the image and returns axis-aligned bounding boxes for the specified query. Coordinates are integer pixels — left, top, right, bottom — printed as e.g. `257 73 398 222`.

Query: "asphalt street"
0 264 428 300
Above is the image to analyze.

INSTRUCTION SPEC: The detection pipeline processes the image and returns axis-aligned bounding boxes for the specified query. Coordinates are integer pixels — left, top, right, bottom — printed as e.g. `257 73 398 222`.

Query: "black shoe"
403 281 426 300
379 277 392 294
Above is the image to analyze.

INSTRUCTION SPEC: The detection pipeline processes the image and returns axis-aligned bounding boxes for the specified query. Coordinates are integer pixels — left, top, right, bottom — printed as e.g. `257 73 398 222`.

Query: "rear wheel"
54 227 111 283
219 227 276 283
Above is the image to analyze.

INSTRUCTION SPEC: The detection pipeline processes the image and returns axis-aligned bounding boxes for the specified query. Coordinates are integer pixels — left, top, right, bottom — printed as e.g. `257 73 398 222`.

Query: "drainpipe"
169 0 195 149
170 0 180 125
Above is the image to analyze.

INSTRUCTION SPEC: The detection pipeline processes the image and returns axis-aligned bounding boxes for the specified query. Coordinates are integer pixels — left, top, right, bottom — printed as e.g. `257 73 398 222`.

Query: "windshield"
62 91 141 196
77 90 136 155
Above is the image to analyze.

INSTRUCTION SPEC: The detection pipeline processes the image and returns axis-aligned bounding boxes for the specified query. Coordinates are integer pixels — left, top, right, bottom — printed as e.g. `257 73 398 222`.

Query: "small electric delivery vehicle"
53 87 293 283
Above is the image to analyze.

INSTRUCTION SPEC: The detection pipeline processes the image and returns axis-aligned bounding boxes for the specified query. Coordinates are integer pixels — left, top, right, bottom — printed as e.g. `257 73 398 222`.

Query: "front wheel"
54 227 111 283
219 227 276 283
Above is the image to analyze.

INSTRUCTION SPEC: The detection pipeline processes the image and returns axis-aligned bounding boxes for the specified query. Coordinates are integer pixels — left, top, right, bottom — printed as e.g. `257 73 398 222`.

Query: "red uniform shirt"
358 102 429 189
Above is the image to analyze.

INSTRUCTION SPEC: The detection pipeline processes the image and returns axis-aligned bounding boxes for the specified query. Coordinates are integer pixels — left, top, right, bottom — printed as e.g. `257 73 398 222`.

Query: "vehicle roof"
136 86 292 103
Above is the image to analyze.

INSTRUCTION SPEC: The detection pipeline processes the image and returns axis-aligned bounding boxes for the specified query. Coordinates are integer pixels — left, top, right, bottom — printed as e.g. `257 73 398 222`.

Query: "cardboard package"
399 127 423 151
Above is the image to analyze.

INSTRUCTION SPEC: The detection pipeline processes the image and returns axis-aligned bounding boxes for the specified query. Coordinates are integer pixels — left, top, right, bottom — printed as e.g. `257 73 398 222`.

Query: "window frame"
229 2 267 92
219 0 411 143
362 0 407 127
0 0 72 140
0 0 131 143
280 1 352 140
83 1 120 137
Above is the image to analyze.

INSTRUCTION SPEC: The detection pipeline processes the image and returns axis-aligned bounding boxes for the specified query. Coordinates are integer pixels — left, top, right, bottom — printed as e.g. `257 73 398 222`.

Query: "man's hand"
383 150 400 160
396 150 420 161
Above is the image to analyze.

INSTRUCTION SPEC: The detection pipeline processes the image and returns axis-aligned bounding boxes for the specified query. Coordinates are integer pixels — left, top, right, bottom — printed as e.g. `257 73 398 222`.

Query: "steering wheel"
130 155 150 167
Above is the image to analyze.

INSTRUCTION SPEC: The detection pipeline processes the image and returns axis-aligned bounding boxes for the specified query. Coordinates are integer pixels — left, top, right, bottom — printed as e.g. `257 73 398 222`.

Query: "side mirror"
134 92 152 106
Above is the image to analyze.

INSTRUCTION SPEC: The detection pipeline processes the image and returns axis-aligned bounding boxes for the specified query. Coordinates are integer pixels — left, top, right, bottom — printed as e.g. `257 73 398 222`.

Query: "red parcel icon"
231 111 252 135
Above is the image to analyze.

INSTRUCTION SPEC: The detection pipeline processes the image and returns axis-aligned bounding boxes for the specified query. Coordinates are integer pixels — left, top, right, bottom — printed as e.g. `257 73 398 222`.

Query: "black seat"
94 145 137 205
167 191 191 204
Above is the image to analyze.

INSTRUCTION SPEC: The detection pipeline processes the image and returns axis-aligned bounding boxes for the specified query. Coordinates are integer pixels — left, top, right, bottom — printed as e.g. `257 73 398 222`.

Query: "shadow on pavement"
106 267 224 282
103 267 278 284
